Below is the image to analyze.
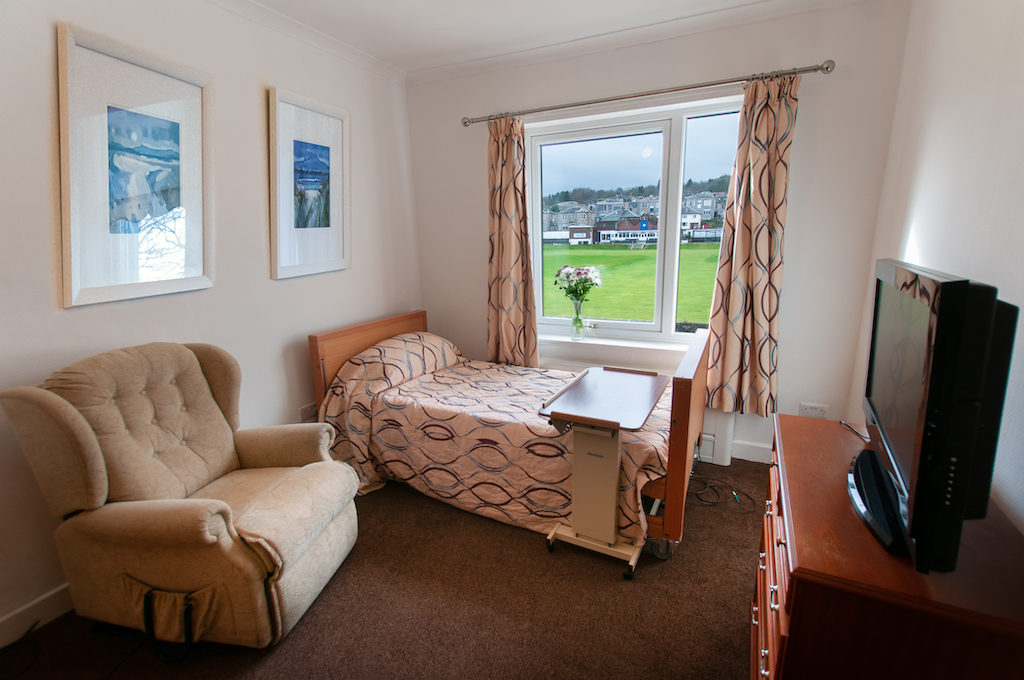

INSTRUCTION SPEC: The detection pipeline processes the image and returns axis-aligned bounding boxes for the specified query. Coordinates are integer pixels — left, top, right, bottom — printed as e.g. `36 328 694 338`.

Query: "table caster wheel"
546 538 555 552
648 538 673 560
623 566 635 580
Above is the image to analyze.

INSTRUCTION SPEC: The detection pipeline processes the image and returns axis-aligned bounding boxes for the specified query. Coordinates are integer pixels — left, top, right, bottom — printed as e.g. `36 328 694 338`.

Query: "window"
526 97 741 342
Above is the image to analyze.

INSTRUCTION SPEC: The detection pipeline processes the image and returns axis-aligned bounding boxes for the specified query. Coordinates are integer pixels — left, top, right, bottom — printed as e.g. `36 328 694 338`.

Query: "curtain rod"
461 59 835 127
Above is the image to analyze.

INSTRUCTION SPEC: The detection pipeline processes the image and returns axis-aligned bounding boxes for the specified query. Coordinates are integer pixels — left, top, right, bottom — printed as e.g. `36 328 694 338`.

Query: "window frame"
525 94 743 344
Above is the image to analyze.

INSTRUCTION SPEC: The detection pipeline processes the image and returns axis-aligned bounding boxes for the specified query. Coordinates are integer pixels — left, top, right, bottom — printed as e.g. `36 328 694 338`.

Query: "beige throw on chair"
487 116 540 367
0 342 359 648
707 75 801 416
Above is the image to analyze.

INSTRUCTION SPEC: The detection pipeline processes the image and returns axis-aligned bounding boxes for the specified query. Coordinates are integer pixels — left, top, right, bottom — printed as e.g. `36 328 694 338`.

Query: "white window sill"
538 333 691 374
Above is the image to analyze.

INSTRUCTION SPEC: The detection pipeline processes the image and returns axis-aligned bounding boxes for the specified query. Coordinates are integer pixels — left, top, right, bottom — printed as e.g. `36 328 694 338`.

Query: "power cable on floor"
687 459 758 512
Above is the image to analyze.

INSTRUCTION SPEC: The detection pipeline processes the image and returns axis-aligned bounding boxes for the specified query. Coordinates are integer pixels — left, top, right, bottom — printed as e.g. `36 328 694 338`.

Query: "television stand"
752 415 1024 679
847 449 910 556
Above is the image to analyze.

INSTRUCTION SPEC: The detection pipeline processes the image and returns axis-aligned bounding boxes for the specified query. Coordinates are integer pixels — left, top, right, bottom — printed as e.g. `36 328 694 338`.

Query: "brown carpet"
4 459 768 680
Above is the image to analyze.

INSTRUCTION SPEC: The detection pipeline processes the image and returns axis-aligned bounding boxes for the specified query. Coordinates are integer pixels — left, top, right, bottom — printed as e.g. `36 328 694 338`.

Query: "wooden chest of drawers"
750 415 1024 680
751 444 790 678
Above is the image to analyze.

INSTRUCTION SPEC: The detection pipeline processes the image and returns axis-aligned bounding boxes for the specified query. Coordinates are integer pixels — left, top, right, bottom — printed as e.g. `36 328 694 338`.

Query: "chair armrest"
61 498 236 548
234 423 333 469
0 385 108 518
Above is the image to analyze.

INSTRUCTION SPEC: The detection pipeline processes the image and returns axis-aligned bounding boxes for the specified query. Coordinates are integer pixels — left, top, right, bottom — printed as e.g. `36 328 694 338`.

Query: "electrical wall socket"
798 402 829 419
298 402 317 422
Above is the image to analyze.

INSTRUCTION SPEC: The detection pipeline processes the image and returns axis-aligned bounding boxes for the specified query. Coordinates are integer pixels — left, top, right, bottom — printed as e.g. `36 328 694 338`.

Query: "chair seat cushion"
191 461 358 574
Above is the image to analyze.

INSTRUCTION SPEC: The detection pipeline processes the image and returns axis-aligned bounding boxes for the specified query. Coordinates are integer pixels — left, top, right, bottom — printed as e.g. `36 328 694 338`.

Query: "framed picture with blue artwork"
269 88 351 279
57 24 211 307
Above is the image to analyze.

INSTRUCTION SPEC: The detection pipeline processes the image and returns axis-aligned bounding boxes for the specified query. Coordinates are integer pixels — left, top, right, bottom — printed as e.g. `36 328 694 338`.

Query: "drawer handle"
769 585 781 612
765 499 773 517
776 537 787 547
751 604 759 625
758 552 766 570
760 650 770 677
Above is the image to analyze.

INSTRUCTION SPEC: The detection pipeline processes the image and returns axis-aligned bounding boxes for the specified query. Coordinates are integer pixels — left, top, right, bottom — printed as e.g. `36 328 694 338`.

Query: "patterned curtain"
487 117 539 367
706 75 801 416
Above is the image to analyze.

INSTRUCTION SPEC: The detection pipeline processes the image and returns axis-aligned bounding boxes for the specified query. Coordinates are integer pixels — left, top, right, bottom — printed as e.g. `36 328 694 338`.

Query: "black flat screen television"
848 258 1017 573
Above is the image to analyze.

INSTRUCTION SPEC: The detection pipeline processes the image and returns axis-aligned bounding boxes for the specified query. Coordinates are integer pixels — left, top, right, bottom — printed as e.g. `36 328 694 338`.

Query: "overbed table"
539 366 670 577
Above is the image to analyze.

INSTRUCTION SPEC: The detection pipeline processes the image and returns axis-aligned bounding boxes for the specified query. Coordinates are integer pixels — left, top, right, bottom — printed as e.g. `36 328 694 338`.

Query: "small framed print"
269 87 351 279
57 23 211 307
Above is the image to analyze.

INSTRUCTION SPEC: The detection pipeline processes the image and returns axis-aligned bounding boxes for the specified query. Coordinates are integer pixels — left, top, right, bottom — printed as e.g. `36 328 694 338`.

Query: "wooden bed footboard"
642 328 711 548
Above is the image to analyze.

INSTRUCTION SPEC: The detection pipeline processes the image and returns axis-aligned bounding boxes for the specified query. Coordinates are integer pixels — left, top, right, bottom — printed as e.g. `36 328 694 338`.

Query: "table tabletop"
538 367 670 431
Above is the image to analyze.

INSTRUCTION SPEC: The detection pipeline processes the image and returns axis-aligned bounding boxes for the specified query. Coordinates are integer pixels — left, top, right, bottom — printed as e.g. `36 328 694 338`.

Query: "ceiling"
239 0 854 77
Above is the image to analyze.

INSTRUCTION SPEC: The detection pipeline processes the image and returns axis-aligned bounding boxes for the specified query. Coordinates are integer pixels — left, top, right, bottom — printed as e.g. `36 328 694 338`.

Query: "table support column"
570 424 621 545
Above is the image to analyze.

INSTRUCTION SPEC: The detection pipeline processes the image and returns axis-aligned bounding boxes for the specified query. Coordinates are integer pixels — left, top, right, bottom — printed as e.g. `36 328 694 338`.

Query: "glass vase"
570 299 585 341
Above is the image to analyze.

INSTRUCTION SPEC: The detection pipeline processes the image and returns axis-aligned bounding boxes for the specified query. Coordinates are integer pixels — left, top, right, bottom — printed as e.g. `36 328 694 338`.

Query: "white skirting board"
0 583 71 648
729 437 773 464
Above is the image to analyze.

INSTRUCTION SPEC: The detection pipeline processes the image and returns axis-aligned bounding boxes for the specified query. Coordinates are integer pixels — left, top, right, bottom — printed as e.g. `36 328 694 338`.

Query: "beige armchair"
0 342 358 648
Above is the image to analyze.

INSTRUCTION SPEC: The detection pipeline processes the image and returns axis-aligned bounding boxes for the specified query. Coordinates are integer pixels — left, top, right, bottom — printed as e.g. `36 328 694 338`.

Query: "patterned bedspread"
319 332 671 544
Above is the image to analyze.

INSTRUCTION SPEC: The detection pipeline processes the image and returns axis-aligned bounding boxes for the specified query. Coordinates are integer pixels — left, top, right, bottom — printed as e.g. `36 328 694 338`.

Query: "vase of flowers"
569 298 586 340
554 265 602 341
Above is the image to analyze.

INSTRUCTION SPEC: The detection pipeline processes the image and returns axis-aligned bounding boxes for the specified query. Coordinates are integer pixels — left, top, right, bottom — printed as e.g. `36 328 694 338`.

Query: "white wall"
407 1 910 422
848 0 1024 530
17 0 1022 648
0 0 421 644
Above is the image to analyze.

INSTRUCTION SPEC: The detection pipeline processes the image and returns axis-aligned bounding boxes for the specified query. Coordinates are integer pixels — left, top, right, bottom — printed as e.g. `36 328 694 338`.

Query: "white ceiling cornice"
209 0 863 86
207 0 407 83
406 0 863 86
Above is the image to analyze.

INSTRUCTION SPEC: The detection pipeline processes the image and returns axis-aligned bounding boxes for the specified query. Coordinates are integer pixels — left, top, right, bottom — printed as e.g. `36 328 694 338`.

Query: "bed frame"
307 310 710 552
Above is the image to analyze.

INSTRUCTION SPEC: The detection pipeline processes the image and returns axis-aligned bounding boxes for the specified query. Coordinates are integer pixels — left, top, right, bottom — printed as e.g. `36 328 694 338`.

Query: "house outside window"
526 96 741 342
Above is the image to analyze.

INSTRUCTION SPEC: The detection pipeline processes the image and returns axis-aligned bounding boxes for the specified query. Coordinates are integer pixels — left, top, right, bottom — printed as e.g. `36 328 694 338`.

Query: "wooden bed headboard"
307 310 428 407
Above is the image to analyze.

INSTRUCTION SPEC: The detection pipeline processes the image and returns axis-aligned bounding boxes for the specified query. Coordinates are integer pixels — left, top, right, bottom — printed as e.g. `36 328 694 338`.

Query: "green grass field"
541 242 720 325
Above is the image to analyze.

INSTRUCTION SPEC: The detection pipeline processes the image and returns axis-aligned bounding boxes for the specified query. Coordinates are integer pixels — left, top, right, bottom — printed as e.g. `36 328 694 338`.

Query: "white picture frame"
269 87 351 280
57 24 212 308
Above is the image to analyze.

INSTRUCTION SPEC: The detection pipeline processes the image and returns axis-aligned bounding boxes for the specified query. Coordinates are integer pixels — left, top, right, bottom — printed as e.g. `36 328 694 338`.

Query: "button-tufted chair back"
41 343 240 502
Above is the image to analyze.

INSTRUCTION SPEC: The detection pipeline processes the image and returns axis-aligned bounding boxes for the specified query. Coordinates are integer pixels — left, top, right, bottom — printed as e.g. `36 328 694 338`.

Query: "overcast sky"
540 111 740 195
